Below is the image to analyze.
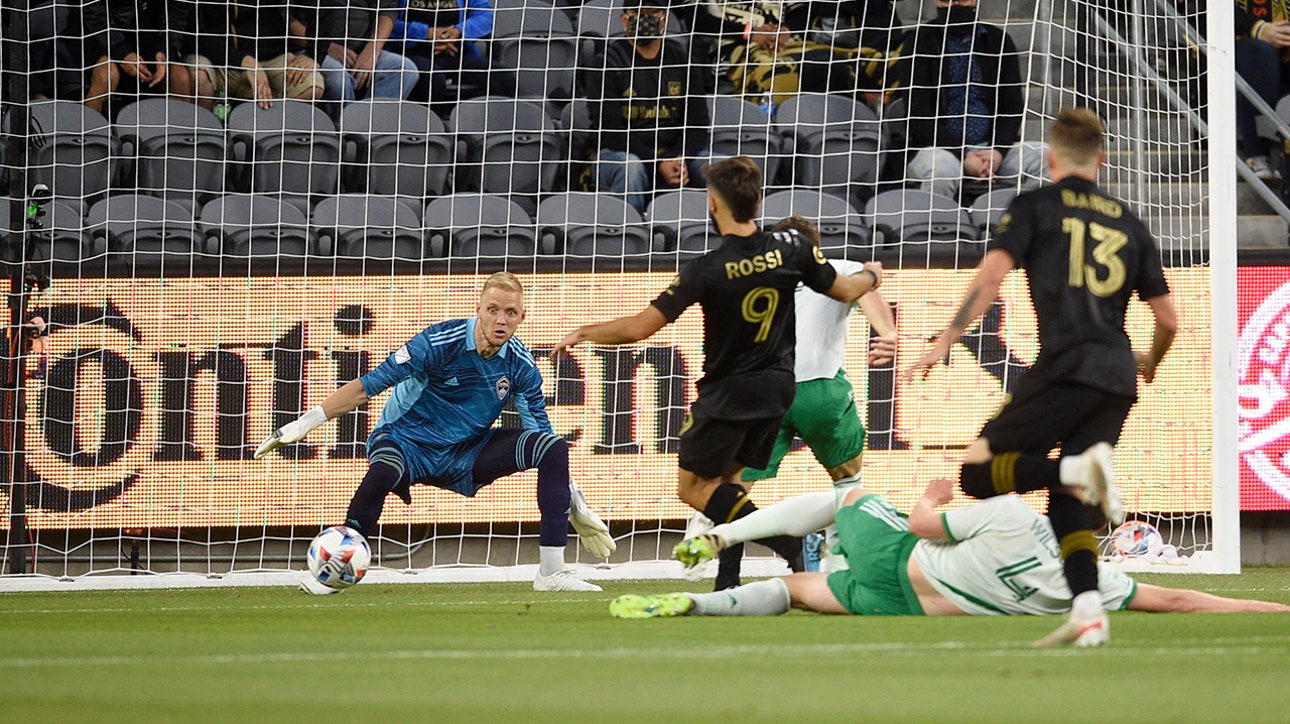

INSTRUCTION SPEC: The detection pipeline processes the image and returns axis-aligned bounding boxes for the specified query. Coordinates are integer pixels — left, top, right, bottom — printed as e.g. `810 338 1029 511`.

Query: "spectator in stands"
1235 0 1290 181
671 0 867 106
26 0 69 100
294 0 419 117
583 0 713 214
781 0 908 100
82 0 196 116
893 0 1046 201
188 2 325 113
391 0 516 115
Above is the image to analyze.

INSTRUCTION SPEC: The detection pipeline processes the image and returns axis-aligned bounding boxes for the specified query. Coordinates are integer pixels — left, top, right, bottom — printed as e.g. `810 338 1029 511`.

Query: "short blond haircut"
1049 108 1105 170
481 271 523 295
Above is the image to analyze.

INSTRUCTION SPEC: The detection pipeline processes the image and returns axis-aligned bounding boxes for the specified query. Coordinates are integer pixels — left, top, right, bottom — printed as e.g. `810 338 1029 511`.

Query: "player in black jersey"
907 108 1178 648
553 156 884 586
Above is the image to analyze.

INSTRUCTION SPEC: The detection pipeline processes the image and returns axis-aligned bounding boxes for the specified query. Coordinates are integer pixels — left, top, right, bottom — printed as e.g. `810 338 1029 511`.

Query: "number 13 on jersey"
1063 216 1128 297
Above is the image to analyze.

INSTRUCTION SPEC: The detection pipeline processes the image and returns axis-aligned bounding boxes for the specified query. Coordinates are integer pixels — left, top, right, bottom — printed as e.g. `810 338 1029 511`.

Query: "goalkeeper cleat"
569 483 617 560
298 577 343 596
673 534 724 570
1033 610 1110 648
609 593 694 619
534 568 603 592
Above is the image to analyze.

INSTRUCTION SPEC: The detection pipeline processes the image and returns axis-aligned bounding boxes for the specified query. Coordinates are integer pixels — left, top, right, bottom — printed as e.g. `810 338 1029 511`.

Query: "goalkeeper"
256 272 614 593
611 479 1290 622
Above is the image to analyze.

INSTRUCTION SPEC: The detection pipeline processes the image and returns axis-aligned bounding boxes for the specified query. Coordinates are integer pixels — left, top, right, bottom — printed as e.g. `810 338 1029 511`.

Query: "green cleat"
609 593 695 619
673 534 724 570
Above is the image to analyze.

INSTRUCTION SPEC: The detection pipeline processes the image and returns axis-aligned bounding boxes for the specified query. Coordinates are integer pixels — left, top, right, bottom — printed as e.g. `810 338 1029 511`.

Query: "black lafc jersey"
651 228 838 419
990 176 1170 397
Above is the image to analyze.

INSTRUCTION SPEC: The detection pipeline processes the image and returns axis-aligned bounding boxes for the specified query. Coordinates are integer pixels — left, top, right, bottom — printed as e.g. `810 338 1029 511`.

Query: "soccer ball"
1110 521 1164 557
306 526 371 590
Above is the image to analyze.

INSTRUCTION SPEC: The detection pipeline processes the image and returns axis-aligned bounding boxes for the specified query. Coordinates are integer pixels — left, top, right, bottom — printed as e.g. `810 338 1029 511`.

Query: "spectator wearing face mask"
890 0 1047 201
580 0 714 213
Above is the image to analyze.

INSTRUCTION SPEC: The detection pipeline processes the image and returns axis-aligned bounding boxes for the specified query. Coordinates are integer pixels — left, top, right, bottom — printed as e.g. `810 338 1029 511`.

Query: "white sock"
708 491 837 546
832 472 864 510
1059 454 1086 485
689 578 792 616
538 546 565 576
1071 590 1104 618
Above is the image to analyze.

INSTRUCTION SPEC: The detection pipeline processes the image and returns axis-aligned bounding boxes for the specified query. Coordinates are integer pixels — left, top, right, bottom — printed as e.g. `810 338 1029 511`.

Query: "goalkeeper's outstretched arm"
254 379 369 459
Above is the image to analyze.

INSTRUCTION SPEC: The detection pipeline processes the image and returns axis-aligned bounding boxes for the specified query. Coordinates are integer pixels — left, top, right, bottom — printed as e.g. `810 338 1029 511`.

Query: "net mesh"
0 0 1230 585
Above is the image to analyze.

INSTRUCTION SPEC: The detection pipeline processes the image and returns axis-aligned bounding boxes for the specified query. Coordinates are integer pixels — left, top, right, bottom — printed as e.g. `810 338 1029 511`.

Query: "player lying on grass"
256 272 614 593
610 479 1290 629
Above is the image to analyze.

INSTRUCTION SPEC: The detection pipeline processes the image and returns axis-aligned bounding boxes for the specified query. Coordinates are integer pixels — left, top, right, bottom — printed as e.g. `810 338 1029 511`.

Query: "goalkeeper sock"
690 578 792 616
530 434 572 548
344 460 403 537
539 545 566 576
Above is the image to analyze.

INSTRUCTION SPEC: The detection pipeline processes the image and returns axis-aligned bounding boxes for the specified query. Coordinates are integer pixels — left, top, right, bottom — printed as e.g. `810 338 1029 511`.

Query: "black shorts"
677 409 782 479
979 377 1135 456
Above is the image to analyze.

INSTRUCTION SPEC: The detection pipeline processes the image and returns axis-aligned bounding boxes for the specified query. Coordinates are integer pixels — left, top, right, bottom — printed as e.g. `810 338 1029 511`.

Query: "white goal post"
0 0 1239 591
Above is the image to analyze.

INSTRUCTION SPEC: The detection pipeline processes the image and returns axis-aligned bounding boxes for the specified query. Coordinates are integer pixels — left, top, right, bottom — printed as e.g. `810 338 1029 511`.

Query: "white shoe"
569 483 616 560
298 576 342 595
1246 155 1279 181
1033 610 1110 648
534 568 603 592
1067 442 1125 526
681 512 715 581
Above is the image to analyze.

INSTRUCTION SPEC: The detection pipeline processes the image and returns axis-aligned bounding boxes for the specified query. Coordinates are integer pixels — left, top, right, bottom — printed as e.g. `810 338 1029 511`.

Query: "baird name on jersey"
1060 189 1123 218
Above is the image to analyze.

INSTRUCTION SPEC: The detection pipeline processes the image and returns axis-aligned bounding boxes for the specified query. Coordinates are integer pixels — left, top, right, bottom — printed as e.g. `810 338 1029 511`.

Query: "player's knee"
534 433 568 468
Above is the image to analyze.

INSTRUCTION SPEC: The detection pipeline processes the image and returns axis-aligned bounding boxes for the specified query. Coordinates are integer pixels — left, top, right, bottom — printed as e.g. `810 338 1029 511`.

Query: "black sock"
715 544 743 591
961 453 1062 498
1048 493 1100 596
344 461 402 537
703 483 755 524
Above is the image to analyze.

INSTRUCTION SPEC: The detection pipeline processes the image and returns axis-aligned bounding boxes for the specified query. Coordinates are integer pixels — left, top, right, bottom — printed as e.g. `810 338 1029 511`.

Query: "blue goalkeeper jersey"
360 317 553 451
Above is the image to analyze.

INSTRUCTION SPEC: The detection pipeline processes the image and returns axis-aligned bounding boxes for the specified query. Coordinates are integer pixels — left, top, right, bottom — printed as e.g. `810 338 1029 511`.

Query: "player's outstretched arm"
825 261 882 304
1128 583 1290 613
905 249 1014 380
552 306 669 359
858 288 897 366
1136 293 1177 384
254 379 370 459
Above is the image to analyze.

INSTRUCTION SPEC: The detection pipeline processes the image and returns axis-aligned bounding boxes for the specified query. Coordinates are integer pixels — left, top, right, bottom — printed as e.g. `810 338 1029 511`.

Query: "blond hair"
1049 108 1105 170
772 215 821 246
481 271 523 295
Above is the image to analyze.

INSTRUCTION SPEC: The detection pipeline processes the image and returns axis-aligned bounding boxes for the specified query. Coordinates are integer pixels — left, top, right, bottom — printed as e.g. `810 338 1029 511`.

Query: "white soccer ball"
306 525 372 590
1110 521 1164 557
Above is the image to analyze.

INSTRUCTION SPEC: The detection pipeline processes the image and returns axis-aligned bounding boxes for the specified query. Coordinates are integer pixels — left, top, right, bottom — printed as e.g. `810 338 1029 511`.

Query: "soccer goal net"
0 0 1236 590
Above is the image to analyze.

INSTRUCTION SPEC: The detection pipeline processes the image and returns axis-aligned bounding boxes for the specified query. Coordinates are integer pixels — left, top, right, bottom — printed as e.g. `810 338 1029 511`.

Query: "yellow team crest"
668 81 682 96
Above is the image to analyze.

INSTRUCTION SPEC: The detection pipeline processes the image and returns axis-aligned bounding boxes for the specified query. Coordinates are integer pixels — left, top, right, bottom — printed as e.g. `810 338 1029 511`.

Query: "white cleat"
680 511 715 581
1081 442 1124 525
534 568 603 592
298 577 342 595
569 483 617 560
1033 610 1110 648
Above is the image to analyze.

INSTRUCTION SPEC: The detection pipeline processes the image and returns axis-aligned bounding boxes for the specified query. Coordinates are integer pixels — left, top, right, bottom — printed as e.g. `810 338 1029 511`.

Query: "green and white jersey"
794 259 864 382
911 496 1137 615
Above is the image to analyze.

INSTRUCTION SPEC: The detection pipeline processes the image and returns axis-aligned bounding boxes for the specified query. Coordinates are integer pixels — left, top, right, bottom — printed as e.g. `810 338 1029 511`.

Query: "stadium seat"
760 189 871 258
87 193 207 265
339 100 453 199
775 93 884 204
645 189 718 259
865 189 981 251
115 98 229 209
490 0 580 99
30 199 101 262
557 98 597 190
708 95 785 187
314 194 426 260
968 187 1019 238
200 194 316 258
536 192 652 257
24 100 121 203
448 97 565 203
424 193 538 259
226 100 341 196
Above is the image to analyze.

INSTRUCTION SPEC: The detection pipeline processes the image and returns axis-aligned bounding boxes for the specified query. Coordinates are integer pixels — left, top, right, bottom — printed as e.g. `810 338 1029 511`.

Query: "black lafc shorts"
979 377 1135 457
677 408 783 479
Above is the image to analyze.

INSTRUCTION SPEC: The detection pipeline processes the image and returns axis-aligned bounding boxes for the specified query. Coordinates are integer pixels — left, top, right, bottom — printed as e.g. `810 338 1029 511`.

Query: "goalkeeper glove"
568 482 616 560
254 406 328 459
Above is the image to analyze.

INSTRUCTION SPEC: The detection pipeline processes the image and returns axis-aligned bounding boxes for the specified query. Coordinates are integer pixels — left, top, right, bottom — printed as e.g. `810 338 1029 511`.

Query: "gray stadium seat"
645 189 717 258
24 100 121 202
865 189 981 251
226 100 341 196
424 193 538 260
314 194 425 260
968 187 1019 238
558 98 598 190
339 100 453 199
200 194 316 258
30 199 101 262
87 193 207 265
448 97 565 202
115 98 229 208
760 189 871 258
490 0 580 99
708 95 786 187
536 192 652 257
776 93 884 203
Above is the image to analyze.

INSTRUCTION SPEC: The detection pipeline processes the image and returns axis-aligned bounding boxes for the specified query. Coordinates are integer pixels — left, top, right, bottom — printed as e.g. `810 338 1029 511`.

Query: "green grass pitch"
3 570 1290 722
